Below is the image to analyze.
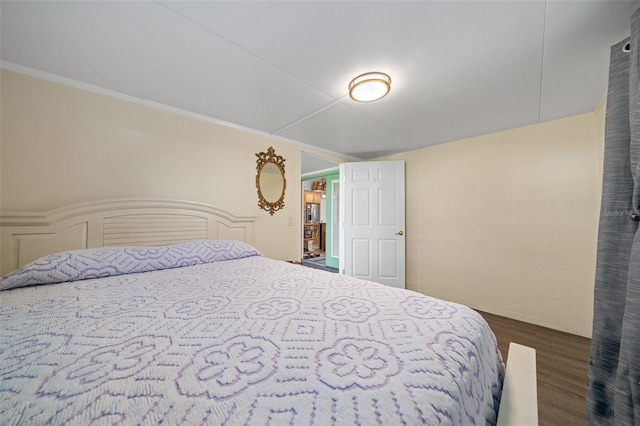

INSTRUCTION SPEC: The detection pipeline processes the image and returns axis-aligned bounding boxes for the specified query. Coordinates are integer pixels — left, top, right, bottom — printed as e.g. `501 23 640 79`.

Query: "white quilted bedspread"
0 247 503 425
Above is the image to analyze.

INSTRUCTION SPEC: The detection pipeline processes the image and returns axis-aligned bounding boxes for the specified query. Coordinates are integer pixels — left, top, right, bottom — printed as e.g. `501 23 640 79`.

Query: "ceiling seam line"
342 99 411 143
271 96 349 135
537 0 548 123
153 0 338 101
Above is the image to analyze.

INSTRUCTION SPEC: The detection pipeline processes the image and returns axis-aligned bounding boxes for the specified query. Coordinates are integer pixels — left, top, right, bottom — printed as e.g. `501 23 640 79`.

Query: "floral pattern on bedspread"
0 256 503 425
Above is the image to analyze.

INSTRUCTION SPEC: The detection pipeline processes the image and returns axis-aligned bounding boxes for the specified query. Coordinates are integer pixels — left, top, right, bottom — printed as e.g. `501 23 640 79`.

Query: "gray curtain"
587 9 640 425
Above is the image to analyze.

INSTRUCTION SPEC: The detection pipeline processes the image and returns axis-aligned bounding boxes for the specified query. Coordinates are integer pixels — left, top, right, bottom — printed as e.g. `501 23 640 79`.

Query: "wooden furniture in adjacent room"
304 190 322 204
303 223 320 257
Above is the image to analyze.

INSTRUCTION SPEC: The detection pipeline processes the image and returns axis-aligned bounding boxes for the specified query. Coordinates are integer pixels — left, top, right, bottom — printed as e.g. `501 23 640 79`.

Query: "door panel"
352 239 371 277
378 188 398 226
352 189 371 226
352 168 371 181
378 239 398 278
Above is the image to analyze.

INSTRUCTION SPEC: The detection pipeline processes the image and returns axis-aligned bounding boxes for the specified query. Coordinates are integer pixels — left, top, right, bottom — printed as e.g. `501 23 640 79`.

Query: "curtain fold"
587 8 640 425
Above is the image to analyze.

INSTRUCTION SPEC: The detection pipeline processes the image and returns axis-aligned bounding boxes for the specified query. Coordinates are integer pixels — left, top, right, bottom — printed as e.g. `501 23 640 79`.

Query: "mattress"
0 240 503 425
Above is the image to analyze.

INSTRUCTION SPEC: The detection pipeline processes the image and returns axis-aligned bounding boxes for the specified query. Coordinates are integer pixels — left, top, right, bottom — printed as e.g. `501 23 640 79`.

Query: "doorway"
301 153 339 272
301 154 406 287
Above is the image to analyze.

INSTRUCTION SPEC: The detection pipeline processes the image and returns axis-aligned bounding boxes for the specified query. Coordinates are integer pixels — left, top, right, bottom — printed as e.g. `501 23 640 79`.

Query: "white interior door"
339 161 405 288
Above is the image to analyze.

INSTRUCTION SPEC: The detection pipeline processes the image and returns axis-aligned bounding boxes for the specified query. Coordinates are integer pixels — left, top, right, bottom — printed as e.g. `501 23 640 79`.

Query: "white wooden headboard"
0 199 257 276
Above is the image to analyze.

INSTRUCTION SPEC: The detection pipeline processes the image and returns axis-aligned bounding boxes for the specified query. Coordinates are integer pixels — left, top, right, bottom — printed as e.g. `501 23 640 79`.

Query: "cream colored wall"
381 112 602 337
2 68 605 336
0 69 302 261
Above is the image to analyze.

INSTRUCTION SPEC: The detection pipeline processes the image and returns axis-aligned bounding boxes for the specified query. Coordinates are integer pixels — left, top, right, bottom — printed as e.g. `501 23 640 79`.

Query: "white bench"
497 343 538 426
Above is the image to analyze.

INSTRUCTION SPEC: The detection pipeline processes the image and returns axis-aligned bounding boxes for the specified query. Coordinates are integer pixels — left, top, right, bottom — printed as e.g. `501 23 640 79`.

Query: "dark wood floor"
477 311 591 426
301 258 338 273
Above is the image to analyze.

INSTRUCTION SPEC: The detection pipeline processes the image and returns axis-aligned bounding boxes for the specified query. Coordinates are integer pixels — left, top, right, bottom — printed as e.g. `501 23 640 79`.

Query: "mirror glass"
255 147 286 215
260 162 284 203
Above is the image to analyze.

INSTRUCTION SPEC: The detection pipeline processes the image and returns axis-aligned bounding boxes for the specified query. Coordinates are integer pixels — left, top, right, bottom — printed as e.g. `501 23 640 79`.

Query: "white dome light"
348 72 391 103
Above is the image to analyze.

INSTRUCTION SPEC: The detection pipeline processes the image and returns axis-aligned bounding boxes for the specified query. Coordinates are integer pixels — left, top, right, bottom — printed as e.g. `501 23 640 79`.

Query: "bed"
0 199 508 425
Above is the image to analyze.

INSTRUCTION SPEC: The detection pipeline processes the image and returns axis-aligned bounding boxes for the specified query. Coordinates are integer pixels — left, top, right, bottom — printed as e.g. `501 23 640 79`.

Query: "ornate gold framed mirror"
255 147 286 215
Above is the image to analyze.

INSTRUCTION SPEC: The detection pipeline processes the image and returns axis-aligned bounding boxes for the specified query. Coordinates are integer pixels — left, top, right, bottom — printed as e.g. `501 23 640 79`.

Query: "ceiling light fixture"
348 72 391 103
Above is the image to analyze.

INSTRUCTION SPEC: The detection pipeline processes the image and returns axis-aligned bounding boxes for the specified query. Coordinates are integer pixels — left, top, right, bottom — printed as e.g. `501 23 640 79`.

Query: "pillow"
0 239 262 291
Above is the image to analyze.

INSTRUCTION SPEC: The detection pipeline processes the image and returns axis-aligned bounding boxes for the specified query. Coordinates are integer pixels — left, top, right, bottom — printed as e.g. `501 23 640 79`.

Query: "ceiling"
1 1 637 161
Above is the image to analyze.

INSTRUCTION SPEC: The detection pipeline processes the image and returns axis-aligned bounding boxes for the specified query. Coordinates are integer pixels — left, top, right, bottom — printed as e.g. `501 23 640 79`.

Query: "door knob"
396 230 404 236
